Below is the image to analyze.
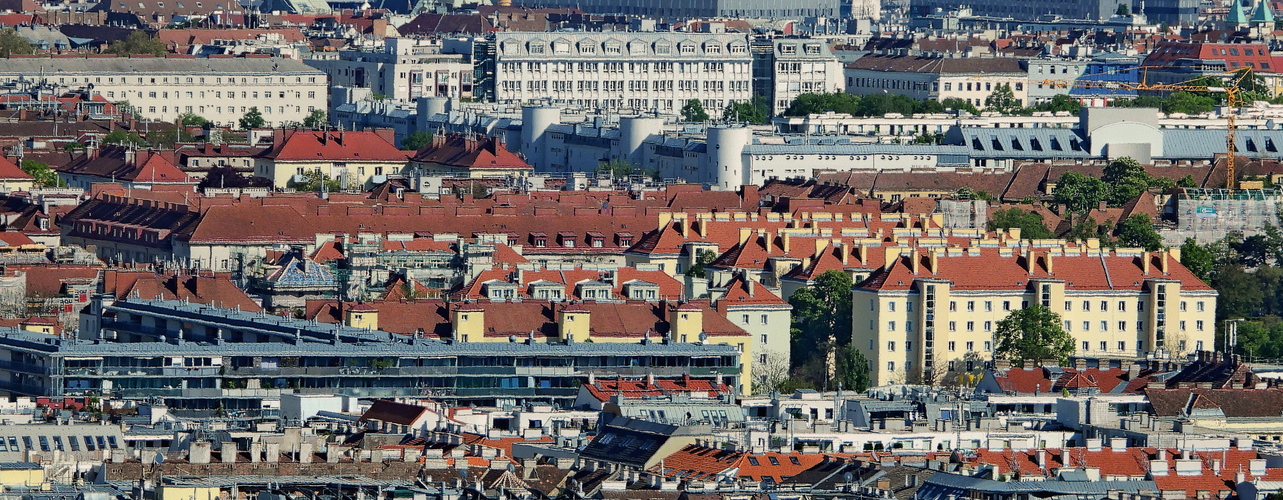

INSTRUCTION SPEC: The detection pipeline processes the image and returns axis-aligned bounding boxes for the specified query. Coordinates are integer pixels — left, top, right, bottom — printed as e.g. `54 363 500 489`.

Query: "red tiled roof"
263 130 408 162
358 399 428 426
0 156 34 181
411 134 531 171
582 374 732 403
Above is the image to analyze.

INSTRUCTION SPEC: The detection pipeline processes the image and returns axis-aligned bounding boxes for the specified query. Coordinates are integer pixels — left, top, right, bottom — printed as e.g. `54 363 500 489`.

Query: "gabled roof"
0 157 34 181
582 374 732 403
411 134 531 171
1146 388 1283 418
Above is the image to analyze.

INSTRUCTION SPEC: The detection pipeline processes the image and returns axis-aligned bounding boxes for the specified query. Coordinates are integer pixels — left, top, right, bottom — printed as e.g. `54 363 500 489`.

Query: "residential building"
0 57 327 125
844 55 1029 109
909 0 1122 21
0 157 37 193
304 38 475 102
408 133 533 179
480 32 754 115
0 298 746 412
853 245 1217 386
508 0 839 18
254 129 409 189
54 145 195 191
756 39 844 115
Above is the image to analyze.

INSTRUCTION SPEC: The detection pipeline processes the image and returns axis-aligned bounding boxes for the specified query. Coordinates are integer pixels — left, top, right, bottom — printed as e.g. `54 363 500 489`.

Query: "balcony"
0 359 50 375
0 380 46 395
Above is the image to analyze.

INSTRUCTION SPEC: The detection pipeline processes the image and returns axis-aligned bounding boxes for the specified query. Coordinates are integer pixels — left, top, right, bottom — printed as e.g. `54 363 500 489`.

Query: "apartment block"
304 38 474 102
480 32 753 115
852 244 1216 386
0 56 326 125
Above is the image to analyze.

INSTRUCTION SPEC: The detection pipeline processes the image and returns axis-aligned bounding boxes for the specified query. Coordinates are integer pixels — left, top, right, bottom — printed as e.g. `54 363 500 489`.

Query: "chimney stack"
1160 250 1169 275
1141 252 1151 275
910 248 920 275
1045 252 1054 275
858 244 868 265
928 249 939 275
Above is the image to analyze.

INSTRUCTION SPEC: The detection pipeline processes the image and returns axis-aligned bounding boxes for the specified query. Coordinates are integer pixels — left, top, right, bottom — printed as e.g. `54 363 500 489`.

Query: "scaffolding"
1175 188 1283 235
937 199 988 229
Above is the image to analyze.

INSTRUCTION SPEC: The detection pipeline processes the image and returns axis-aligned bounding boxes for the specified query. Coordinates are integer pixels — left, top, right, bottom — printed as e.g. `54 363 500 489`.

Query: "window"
1083 301 1090 311
1197 320 1205 331
967 301 975 312
1083 341 1090 351
1100 321 1108 332
888 321 896 332
1119 321 1127 331
906 320 914 332
1065 320 1072 331
1180 320 1187 331
1118 341 1127 351
887 341 896 352
760 314 768 325
1003 301 1011 311
1083 321 1090 331
1197 301 1205 312
948 321 957 331
984 321 993 332
870 299 876 310
889 302 896 312
1119 301 1127 312
887 361 895 371
906 341 913 351
949 301 957 311
948 341 956 351
984 301 992 312
966 321 974 331
1065 301 1072 311
1180 301 1187 312
966 341 974 351
1100 341 1108 351
984 341 991 351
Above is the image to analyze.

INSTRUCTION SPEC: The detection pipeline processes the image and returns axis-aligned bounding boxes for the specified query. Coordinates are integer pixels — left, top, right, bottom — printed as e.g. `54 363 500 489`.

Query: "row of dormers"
481 279 661 302
502 39 750 57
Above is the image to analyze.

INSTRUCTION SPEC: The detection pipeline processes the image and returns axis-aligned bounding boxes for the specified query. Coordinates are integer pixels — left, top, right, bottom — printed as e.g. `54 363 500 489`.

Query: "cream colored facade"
257 159 409 191
0 57 326 125
853 246 1216 386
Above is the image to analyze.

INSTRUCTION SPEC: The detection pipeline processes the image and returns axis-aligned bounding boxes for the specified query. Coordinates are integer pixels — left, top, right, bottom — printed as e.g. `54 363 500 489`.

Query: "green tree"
20 160 60 187
595 158 636 178
148 127 193 149
1116 214 1162 251
722 96 769 124
1028 94 1082 114
687 249 717 278
287 169 342 192
1064 215 1107 242
986 208 1055 239
199 165 271 190
102 130 146 147
1115 2 1130 15
681 99 709 123
789 271 855 389
110 30 167 57
1053 171 1108 213
238 107 265 130
957 187 992 201
939 97 981 114
303 109 329 129
1103 157 1153 206
993 305 1076 365
783 93 863 116
177 113 208 127
834 344 871 392
984 84 1021 113
1176 175 1199 188
401 130 432 151
1162 91 1216 114
1180 238 1216 284
0 28 33 57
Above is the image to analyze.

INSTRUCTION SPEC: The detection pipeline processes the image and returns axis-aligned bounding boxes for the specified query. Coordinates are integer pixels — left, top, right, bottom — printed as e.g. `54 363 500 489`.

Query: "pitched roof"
105 270 262 312
411 134 532 171
1146 388 1283 418
262 130 408 162
582 375 732 403
358 399 429 426
0 156 34 181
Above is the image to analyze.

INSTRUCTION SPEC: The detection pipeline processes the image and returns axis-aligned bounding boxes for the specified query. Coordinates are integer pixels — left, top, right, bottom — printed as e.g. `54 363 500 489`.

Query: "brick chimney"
1141 251 1151 275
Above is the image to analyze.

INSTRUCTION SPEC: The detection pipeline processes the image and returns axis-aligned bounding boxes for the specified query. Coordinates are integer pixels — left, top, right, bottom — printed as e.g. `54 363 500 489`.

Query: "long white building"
0 56 327 126
305 38 475 102
482 32 754 116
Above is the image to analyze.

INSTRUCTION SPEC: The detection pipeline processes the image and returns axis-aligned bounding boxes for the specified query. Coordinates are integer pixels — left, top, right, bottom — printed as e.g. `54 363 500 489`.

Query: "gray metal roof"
744 142 970 156
4 299 741 358
955 126 1092 159
1161 128 1283 160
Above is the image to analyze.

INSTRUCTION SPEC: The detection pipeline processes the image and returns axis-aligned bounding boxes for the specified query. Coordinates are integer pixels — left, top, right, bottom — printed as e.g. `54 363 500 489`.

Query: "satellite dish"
152 453 165 465
698 332 707 342
843 472 854 483
1269 119 1276 130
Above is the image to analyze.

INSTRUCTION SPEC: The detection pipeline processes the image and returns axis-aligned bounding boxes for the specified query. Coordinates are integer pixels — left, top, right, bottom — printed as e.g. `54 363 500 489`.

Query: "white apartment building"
486 32 754 115
767 39 843 115
844 55 1028 108
305 38 475 102
0 56 327 126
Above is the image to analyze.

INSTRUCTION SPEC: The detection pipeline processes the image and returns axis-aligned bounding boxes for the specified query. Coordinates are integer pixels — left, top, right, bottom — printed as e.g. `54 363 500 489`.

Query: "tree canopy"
1053 172 1108 213
401 130 432 151
198 166 272 191
0 28 33 57
986 208 1055 239
238 107 265 130
984 84 1021 114
722 96 770 124
993 305 1076 365
110 30 167 57
303 109 329 129
789 271 868 391
1115 214 1163 251
680 99 709 123
20 160 61 187
177 113 208 127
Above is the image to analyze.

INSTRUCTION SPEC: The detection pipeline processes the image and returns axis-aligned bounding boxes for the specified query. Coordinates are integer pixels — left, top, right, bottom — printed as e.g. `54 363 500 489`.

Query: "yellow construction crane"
1040 70 1252 189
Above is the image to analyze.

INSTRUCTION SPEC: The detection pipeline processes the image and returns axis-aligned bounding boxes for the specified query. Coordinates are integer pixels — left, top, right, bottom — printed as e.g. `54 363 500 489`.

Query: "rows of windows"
49 75 317 85
0 434 119 453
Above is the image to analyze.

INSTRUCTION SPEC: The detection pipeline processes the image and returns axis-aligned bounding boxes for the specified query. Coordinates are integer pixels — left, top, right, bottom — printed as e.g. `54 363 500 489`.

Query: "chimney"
815 238 828 258
858 245 868 265
1023 250 1034 276
746 278 755 297
928 249 939 275
841 243 849 265
1036 449 1046 469
1141 252 1151 275
697 218 708 238
782 233 791 254
677 218 687 238
739 227 752 245
1045 253 1053 274
1160 251 1169 275
910 248 920 275
884 246 899 271
1060 449 1070 466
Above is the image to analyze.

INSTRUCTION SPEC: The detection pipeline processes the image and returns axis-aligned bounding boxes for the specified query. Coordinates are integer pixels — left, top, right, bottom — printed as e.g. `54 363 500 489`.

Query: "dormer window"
557 231 577 248
616 232 634 247
531 232 547 248
587 231 605 248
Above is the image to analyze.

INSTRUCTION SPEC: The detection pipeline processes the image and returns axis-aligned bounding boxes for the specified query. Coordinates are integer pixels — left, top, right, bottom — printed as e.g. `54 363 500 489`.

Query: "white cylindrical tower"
618 116 664 165
706 126 753 190
521 106 561 170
